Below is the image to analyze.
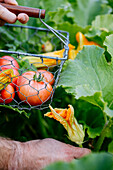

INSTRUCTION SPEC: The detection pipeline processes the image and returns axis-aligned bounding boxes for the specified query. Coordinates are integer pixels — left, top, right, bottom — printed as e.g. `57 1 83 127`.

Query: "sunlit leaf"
67 0 112 27
104 34 113 57
58 45 113 117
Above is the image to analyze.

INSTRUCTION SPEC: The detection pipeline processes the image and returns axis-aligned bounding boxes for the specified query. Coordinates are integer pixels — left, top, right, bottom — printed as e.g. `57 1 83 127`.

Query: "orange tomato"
0 84 15 104
16 71 53 106
0 55 19 70
38 69 55 85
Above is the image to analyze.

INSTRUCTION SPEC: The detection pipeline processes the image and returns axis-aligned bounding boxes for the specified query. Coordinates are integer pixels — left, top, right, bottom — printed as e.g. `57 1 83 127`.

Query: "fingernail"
9 0 18 5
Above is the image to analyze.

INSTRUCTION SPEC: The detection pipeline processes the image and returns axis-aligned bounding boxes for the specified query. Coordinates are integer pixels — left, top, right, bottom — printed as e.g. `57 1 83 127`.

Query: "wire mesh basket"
0 6 69 110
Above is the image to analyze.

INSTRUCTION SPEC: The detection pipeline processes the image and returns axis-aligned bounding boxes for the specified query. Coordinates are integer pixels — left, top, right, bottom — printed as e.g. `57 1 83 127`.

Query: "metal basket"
0 17 69 110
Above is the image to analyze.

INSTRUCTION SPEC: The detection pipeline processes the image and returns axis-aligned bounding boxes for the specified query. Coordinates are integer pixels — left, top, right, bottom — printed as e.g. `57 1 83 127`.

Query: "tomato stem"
33 73 43 82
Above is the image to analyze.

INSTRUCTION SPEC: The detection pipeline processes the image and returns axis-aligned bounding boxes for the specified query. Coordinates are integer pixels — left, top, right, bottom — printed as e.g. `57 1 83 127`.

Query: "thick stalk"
103 111 107 123
32 109 48 138
79 144 83 148
94 119 112 151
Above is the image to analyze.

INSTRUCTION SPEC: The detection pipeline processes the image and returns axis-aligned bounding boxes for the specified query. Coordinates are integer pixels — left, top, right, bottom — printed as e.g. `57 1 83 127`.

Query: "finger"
66 144 91 159
17 13 29 24
25 139 41 144
40 138 91 160
0 19 5 26
4 0 18 5
0 4 17 23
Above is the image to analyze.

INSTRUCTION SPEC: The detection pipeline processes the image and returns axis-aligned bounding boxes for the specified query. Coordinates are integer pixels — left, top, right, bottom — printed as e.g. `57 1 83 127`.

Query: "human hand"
0 0 29 26
9 138 91 170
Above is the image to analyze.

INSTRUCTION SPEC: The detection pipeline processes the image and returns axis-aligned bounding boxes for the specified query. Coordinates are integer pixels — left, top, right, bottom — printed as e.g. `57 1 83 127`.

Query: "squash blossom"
74 32 100 58
23 32 100 68
22 44 76 68
44 105 85 145
0 69 14 90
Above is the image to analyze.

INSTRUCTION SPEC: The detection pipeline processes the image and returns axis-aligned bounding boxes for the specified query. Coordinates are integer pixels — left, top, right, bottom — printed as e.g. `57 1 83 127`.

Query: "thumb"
4 0 18 5
0 4 17 23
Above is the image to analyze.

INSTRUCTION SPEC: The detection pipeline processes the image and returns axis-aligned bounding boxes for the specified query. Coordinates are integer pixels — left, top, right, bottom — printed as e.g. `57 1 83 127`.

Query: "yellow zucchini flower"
44 105 85 145
0 69 14 90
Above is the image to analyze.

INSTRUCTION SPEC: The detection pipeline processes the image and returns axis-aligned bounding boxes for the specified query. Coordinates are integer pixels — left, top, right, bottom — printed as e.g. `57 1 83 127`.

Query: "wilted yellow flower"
76 32 100 51
22 43 76 68
44 105 85 145
0 69 14 90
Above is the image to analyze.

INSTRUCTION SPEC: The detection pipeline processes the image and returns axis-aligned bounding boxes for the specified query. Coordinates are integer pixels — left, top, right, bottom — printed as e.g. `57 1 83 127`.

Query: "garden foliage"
0 0 113 169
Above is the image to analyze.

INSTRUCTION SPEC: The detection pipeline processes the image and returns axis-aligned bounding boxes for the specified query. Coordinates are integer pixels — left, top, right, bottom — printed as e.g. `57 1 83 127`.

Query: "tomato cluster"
0 56 54 106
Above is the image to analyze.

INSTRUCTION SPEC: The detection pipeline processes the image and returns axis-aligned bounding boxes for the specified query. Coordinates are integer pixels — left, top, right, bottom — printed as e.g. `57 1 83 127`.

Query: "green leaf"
107 0 113 8
17 0 40 7
0 105 30 118
44 152 113 170
0 109 27 140
39 0 74 27
108 141 113 153
87 14 113 40
75 100 105 139
104 34 113 57
39 0 69 13
58 45 113 117
57 22 90 45
67 0 112 27
47 6 72 26
92 14 113 32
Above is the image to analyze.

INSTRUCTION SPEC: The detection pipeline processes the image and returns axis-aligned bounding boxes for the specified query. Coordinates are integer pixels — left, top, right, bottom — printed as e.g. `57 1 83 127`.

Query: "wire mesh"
0 24 69 110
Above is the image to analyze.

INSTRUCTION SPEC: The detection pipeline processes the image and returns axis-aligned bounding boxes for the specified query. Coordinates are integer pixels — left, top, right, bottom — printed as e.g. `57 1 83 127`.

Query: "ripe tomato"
0 55 19 70
1 66 19 88
16 71 53 106
38 69 55 85
0 84 15 104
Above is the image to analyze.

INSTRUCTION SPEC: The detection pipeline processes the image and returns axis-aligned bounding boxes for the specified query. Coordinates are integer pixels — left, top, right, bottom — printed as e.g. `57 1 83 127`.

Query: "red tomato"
0 84 15 104
16 71 53 106
1 66 19 88
38 69 55 85
0 56 19 70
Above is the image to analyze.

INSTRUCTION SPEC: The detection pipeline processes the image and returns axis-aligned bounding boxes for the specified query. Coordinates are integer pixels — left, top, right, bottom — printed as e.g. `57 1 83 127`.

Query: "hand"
9 138 91 170
0 0 29 26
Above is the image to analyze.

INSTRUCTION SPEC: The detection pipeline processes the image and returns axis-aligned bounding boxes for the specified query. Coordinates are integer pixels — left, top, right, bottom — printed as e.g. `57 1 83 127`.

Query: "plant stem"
103 111 107 123
79 144 83 148
94 119 112 152
33 109 48 138
26 123 39 138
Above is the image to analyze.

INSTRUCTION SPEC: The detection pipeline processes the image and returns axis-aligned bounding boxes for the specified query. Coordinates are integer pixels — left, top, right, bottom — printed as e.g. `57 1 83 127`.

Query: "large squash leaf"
75 100 105 139
104 34 113 57
91 14 113 31
39 0 69 13
58 45 113 117
67 0 112 27
86 14 113 40
44 152 113 170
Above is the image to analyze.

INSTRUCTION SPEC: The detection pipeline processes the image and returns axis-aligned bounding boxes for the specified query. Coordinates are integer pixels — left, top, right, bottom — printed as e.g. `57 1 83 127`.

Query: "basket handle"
0 2 45 19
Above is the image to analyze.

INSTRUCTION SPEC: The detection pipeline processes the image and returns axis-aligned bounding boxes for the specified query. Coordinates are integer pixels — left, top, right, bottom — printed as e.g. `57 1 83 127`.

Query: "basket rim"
0 24 69 60
4 23 70 35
